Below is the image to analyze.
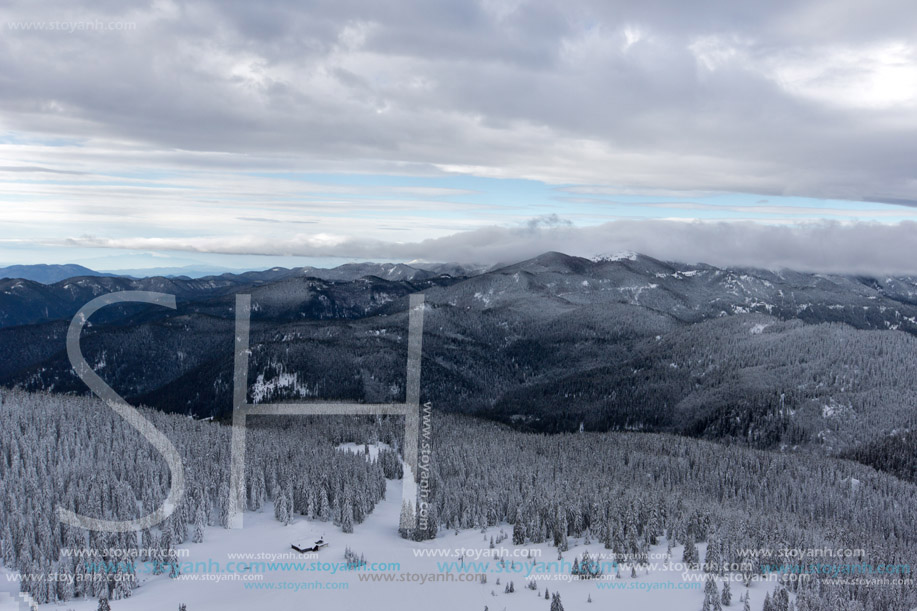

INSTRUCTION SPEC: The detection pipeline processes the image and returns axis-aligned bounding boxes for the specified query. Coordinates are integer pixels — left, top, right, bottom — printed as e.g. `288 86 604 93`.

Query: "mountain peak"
493 251 593 275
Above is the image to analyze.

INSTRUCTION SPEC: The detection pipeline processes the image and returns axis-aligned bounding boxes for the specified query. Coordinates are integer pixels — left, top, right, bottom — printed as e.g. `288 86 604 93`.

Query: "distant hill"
102 265 236 278
0 264 110 284
0 260 484 286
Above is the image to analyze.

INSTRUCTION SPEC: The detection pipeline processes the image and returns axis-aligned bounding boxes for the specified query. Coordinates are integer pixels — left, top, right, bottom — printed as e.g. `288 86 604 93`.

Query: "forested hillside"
0 390 396 605
0 390 914 610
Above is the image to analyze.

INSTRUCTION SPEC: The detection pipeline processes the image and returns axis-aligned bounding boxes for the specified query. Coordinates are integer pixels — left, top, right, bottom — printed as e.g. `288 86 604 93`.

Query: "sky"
1 0 916 273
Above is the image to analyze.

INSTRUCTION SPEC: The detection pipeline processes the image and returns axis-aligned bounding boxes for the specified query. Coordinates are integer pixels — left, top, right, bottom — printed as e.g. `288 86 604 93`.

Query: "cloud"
236 217 318 224
0 0 915 202
60 219 917 276
4 0 917 276
524 214 573 231
864 196 917 208
0 165 86 174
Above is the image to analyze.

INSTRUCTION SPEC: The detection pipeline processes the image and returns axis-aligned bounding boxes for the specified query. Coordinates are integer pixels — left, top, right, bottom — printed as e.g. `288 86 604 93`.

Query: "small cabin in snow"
291 538 328 553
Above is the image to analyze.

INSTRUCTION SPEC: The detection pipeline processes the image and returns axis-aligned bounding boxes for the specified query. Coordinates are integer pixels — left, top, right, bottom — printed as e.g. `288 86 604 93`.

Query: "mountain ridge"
0 263 113 284
3 251 917 473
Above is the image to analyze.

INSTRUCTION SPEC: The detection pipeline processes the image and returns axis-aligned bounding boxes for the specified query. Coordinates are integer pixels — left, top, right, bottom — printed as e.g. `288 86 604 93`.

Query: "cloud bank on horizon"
58 219 917 276
1 0 916 272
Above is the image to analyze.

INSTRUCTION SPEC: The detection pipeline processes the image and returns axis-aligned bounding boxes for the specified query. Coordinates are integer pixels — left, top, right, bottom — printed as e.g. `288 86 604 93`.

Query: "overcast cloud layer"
3 0 917 198
1 0 916 271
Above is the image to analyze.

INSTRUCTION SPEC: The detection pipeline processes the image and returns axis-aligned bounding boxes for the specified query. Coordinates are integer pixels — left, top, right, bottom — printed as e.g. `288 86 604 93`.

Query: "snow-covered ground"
30 447 781 611
337 441 393 461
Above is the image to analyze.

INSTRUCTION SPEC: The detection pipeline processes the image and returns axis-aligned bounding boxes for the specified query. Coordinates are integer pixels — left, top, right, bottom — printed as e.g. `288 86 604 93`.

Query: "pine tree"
581 551 601 579
513 519 526 545
721 580 732 606
550 592 564 611
342 502 354 534
398 500 415 539
774 588 789 611
703 576 718 611
553 510 568 549
251 470 266 512
704 538 721 574
57 555 75 601
274 491 289 524
683 534 699 569
318 488 331 522
415 502 438 541
192 505 206 544
332 492 342 526
97 597 111 611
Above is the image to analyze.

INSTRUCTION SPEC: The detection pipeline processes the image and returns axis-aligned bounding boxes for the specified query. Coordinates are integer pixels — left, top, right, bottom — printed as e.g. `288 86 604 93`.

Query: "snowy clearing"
35 477 781 611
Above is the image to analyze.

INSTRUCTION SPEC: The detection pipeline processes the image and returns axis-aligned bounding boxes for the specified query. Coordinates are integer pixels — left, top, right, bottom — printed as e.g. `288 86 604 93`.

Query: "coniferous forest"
1 388 914 610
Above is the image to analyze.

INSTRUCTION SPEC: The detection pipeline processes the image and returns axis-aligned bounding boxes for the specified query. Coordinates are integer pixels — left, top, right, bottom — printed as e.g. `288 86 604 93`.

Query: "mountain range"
1 251 916 480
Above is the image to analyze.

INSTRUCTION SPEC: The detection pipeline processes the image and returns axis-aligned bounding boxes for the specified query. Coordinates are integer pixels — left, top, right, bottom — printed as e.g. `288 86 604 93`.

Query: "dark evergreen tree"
683 534 699 569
